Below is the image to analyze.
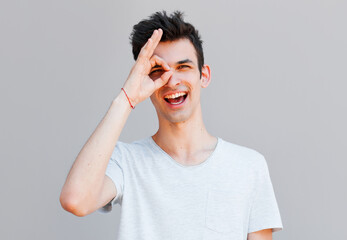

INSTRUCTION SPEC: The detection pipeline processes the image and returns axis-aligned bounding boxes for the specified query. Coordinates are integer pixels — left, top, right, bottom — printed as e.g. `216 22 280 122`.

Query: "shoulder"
111 137 153 157
219 138 267 170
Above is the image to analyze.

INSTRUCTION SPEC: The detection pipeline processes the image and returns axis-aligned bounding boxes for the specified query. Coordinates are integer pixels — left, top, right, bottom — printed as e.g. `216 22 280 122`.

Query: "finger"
150 55 170 71
148 28 163 56
153 69 173 90
144 29 162 58
138 29 163 59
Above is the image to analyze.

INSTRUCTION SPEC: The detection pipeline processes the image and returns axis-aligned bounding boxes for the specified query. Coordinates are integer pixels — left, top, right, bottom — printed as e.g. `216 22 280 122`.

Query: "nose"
165 70 181 88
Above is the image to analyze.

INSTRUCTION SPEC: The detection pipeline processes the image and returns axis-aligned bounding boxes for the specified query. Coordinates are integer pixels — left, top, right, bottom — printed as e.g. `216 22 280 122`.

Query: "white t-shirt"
99 137 283 240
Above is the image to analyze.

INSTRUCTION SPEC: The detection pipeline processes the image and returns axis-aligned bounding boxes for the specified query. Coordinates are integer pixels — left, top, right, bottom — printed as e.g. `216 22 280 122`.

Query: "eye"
150 69 163 75
177 65 190 70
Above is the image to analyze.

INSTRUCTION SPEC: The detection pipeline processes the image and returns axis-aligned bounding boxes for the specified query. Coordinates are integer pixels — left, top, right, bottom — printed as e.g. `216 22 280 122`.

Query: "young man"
60 11 283 240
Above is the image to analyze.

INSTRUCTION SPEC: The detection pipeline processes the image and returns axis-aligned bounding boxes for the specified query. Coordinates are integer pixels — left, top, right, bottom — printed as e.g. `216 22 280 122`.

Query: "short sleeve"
248 156 283 233
97 141 126 214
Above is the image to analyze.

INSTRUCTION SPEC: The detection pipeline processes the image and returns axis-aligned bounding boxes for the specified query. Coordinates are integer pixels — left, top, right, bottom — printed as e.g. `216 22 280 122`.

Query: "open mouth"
164 92 188 105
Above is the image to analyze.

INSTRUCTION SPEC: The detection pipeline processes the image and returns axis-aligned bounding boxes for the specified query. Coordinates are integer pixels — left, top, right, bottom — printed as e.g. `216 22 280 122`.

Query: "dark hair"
130 11 204 76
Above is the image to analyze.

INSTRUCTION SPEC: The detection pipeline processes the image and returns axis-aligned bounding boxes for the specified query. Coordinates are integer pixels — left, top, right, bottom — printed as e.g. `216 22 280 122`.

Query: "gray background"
1 0 346 239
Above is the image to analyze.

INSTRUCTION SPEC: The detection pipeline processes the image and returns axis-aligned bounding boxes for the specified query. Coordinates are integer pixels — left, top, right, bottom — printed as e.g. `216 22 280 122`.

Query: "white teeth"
164 92 187 99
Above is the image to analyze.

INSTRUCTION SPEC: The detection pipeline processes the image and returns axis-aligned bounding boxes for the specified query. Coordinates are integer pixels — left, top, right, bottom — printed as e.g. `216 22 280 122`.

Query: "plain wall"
1 0 346 239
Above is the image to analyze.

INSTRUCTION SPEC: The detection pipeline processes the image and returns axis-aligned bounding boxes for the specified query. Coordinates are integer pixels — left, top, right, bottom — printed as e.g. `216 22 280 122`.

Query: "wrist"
112 90 134 111
121 88 135 109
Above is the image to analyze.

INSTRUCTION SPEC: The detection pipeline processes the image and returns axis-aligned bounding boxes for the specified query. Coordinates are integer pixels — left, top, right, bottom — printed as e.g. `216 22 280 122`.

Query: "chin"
161 111 191 124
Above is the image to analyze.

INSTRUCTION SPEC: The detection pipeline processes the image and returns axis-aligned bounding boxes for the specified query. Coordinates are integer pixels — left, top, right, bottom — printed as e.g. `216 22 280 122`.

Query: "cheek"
179 71 201 86
149 94 157 105
150 92 163 107
178 70 196 78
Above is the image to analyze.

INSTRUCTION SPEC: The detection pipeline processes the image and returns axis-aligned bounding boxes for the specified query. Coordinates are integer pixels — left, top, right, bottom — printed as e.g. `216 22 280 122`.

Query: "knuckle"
150 55 158 60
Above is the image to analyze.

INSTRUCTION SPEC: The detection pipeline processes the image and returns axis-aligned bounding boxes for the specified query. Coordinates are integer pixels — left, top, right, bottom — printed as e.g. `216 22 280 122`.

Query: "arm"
59 28 172 217
247 229 273 240
59 93 131 217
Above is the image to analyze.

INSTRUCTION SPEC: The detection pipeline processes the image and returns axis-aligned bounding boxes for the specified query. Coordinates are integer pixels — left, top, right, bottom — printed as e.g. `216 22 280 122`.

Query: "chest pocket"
205 189 244 235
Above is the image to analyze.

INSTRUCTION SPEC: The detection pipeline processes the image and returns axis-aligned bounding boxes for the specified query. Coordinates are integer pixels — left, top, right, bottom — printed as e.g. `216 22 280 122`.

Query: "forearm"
60 91 131 212
60 28 169 216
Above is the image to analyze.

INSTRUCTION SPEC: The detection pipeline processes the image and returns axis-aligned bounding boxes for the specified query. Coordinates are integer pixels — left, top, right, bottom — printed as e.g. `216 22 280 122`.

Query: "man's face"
149 38 210 124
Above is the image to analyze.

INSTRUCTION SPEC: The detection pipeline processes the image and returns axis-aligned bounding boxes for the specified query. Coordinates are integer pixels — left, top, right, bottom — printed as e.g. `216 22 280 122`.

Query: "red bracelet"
121 88 135 109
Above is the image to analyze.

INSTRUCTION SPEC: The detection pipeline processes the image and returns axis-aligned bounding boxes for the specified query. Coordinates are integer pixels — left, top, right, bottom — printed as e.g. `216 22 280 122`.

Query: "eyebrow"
177 59 193 65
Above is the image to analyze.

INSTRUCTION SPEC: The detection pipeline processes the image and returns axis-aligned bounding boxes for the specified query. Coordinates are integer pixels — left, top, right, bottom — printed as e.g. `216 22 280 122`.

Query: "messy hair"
130 11 204 76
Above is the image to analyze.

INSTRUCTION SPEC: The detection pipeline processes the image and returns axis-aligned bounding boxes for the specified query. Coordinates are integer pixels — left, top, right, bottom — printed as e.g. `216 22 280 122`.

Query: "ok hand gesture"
122 29 173 107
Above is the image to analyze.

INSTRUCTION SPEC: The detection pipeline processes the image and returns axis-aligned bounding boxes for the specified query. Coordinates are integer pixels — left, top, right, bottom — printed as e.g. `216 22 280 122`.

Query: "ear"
200 64 211 88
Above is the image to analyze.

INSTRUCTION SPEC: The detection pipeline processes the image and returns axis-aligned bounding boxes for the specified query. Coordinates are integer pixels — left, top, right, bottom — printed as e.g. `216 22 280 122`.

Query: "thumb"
153 70 173 90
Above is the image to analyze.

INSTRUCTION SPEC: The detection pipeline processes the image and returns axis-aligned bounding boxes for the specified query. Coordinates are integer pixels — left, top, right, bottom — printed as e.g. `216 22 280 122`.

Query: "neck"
152 105 217 160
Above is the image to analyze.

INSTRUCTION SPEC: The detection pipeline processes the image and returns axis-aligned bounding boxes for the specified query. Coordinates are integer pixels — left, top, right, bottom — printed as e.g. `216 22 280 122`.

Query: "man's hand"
122 28 173 107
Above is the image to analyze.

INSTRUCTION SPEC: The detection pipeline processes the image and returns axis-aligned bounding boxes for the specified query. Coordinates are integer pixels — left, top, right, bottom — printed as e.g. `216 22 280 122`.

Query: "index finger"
138 29 163 59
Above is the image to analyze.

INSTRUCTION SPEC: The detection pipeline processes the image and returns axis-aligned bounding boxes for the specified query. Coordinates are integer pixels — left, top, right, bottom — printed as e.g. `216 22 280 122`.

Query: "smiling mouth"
164 92 188 105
